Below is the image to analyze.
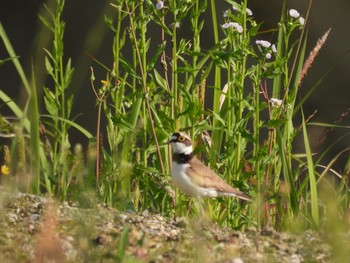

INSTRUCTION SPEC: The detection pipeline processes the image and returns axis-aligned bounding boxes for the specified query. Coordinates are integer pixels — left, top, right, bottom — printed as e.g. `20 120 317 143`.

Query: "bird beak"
165 140 171 145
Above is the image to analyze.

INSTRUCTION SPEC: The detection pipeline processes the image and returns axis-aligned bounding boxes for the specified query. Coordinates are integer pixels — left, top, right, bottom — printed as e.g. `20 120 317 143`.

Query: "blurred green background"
1 0 349 167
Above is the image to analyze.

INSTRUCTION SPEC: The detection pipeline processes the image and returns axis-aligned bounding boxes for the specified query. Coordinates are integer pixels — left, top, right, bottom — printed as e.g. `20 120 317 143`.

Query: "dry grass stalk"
3 145 11 166
198 79 206 121
177 92 183 130
16 132 29 190
299 28 331 86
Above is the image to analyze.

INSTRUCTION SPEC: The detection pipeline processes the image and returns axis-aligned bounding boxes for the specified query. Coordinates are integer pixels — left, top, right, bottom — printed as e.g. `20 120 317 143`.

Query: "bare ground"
0 189 346 262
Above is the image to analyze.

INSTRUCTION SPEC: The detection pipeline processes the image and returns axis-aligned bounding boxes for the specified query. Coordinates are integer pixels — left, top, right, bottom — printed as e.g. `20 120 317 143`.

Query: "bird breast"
171 161 201 197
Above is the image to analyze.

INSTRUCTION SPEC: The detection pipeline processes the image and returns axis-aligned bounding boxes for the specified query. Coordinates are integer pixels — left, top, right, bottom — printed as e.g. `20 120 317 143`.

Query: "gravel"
0 188 346 262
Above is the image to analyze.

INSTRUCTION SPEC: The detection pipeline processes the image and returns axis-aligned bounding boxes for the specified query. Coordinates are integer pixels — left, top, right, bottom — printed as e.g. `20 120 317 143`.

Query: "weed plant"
0 0 349 233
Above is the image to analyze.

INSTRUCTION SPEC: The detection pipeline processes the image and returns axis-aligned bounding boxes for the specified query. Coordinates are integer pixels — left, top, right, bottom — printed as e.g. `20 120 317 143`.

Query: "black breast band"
173 153 194 164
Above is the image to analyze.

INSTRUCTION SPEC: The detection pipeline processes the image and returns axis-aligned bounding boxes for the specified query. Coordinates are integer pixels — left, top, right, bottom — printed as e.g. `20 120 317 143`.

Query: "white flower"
266 53 272 59
156 1 164 10
175 22 181 28
222 22 243 33
272 44 277 53
232 5 253 16
256 40 271 48
289 9 300 18
223 10 229 18
222 22 231 29
299 17 305 25
246 8 253 16
232 6 239 12
233 22 243 33
270 98 283 108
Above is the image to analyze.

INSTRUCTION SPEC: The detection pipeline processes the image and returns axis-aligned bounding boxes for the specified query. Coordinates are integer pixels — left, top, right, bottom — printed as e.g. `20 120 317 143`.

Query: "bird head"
166 132 193 155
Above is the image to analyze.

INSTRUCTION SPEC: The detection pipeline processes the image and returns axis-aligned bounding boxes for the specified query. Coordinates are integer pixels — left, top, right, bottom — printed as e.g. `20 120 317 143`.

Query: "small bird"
167 132 251 201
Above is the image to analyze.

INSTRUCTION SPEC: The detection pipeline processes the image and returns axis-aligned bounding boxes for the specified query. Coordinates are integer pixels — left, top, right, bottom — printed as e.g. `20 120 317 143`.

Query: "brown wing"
187 157 251 201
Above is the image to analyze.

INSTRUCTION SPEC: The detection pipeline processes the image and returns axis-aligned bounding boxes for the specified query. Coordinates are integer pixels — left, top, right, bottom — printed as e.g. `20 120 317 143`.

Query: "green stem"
172 12 178 129
140 3 148 167
209 0 221 167
96 101 102 184
253 70 261 227
191 1 199 135
235 0 248 176
30 65 40 194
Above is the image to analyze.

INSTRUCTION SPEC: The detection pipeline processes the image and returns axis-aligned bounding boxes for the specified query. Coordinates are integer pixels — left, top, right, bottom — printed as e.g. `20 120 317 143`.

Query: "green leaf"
147 42 165 71
66 94 74 119
117 224 130 261
176 66 196 73
179 101 203 121
0 23 31 94
45 56 53 76
302 111 319 226
39 14 54 32
64 58 74 89
248 22 263 37
308 122 350 129
43 88 58 116
268 119 287 128
153 69 167 90
41 114 93 139
0 90 30 130
29 65 41 194
151 107 175 131
119 55 142 83
276 129 299 213
240 128 255 143
210 110 227 127
43 97 56 117
43 48 55 62
104 15 115 32
111 114 133 131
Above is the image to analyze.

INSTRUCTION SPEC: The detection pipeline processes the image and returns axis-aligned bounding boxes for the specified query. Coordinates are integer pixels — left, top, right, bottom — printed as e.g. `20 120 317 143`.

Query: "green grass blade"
289 30 307 109
209 0 222 167
40 114 93 139
308 122 350 129
0 90 30 130
272 0 286 98
276 129 299 213
29 65 41 194
0 23 31 94
301 110 319 226
117 223 130 261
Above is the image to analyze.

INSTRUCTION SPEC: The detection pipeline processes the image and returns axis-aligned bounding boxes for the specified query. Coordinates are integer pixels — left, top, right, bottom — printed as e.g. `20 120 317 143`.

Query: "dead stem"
318 107 350 145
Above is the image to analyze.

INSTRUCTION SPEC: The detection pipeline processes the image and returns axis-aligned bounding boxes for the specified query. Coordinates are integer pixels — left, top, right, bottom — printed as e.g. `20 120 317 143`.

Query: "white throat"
171 142 193 155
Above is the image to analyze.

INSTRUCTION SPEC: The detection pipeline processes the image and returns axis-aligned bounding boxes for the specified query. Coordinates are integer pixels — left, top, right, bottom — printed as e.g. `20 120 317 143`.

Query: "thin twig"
90 67 107 184
296 109 318 133
318 107 350 145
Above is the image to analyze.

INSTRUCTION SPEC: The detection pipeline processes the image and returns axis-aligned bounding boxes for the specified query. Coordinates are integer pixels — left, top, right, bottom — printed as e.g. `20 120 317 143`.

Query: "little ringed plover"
167 132 251 201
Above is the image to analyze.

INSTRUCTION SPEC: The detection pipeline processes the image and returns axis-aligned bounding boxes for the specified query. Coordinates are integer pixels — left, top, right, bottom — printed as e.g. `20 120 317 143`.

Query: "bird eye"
178 135 186 142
